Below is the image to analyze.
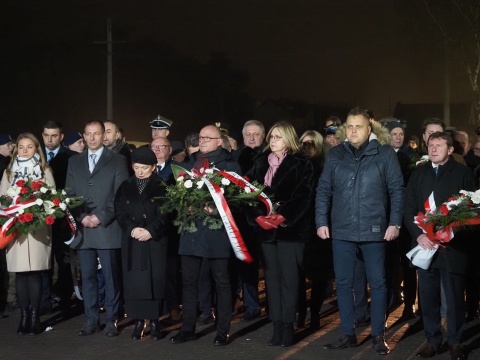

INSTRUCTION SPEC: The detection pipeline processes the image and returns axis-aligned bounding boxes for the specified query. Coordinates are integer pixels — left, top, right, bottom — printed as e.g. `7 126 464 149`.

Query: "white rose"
6 186 20 197
65 198 71 204
62 190 67 195
177 176 185 182
51 189 57 195
244 187 251 193
197 180 204 189
43 200 55 215
221 178 230 186
40 187 48 193
35 198 44 206
60 203 67 210
184 180 193 189
205 169 214 174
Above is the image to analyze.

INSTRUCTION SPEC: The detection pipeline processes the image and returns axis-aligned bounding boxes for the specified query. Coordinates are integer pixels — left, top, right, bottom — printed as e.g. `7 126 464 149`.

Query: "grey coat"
65 147 129 249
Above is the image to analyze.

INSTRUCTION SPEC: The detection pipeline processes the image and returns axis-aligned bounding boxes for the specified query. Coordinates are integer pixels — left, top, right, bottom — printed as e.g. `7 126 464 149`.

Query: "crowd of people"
0 107 479 360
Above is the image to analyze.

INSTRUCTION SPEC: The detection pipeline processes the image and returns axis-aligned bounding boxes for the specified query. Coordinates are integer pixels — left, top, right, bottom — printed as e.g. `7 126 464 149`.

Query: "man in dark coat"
316 107 404 355
104 121 133 176
66 121 129 337
170 125 241 346
404 132 475 360
41 121 78 316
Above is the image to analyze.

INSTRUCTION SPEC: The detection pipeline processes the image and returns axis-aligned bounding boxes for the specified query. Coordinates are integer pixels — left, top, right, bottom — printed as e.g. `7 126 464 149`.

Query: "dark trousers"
77 249 122 324
197 259 214 315
333 240 387 337
181 256 231 335
398 237 417 309
237 255 261 316
353 250 368 322
165 254 181 312
418 267 466 347
261 242 304 324
0 249 8 313
16 271 42 309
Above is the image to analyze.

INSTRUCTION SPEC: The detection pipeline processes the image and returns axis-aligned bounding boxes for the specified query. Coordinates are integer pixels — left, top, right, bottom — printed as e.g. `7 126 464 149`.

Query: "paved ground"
1 298 479 360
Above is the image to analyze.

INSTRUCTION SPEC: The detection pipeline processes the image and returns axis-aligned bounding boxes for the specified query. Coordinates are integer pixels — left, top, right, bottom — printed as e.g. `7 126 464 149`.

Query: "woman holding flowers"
0 133 55 335
114 147 168 341
247 121 314 347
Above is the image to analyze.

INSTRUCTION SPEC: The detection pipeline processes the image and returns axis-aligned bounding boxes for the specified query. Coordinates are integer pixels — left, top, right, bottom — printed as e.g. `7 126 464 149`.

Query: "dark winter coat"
114 175 168 301
404 157 475 275
246 151 315 243
178 148 242 258
316 138 405 242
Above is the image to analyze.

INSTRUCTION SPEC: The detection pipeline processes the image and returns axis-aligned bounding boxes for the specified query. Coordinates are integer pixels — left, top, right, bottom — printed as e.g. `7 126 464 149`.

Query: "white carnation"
18 208 24 214
51 189 57 195
221 178 230 186
65 198 71 204
62 190 67 195
197 180 204 189
60 203 67 210
40 187 48 193
35 198 44 206
184 180 193 189
244 187 251 193
205 169 214 174
43 200 55 215
177 176 185 182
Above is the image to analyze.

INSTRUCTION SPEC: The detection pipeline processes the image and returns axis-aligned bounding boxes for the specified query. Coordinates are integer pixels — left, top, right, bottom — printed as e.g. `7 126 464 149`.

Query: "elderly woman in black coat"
247 121 315 347
114 147 168 341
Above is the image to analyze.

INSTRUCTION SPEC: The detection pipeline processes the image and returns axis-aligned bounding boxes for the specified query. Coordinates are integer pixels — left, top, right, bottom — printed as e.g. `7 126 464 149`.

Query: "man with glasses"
170 125 241 346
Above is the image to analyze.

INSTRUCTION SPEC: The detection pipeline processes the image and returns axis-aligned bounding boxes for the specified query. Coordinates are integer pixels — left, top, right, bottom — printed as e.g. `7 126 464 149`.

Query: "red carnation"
45 215 55 225
52 198 61 206
179 172 187 177
31 181 43 191
23 213 34 222
17 214 26 223
439 204 450 215
16 180 26 187
20 187 29 194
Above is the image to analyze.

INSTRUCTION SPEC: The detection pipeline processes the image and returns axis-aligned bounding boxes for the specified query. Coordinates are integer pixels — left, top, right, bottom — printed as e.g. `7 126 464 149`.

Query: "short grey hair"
242 120 265 136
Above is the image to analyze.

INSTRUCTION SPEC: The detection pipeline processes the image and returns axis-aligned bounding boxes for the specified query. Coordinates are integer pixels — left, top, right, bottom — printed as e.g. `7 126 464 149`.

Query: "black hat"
0 133 13 146
63 131 82 146
385 121 403 132
170 140 185 157
150 115 173 129
131 147 157 165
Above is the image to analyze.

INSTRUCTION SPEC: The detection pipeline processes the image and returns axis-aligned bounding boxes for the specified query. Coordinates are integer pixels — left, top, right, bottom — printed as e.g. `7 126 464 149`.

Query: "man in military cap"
150 115 173 140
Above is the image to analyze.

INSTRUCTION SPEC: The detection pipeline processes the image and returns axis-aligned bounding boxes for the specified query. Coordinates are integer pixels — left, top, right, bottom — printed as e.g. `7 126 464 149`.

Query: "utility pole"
444 39 451 126
107 17 113 122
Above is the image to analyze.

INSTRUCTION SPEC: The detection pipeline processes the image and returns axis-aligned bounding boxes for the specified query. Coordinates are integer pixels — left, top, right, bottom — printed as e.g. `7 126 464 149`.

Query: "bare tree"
424 0 480 122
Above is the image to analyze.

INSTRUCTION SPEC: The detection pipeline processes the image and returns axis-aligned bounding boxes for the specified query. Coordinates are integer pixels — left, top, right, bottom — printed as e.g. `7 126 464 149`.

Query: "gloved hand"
255 214 286 230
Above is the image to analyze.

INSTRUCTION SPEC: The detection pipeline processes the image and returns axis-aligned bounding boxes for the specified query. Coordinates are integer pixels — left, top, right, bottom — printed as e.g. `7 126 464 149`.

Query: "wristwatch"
394 225 401 230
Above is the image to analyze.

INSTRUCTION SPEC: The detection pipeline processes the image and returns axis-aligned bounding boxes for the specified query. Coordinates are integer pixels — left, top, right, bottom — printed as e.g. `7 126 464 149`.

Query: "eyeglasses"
198 136 220 142
269 135 283 141
151 145 170 150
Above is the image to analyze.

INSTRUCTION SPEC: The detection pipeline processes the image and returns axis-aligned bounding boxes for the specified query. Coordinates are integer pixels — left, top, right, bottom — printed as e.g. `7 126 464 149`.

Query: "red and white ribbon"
0 199 38 236
424 192 436 213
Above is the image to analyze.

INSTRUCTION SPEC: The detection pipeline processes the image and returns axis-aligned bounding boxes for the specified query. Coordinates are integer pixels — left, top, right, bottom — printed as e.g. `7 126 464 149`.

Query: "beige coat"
0 169 55 272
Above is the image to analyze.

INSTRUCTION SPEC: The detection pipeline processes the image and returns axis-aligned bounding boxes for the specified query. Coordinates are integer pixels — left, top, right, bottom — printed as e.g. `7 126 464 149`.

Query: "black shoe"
131 319 145 341
17 308 30 335
241 312 260 322
399 307 416 321
197 313 215 325
213 333 229 346
449 344 465 360
170 331 196 344
268 321 283 346
281 323 294 347
372 336 390 355
104 321 118 337
29 308 41 335
416 343 437 358
78 321 101 336
323 334 357 350
149 319 164 341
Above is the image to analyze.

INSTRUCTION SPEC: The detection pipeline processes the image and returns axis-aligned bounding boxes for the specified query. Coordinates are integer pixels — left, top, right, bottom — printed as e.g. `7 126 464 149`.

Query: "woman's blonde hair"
264 121 301 154
300 130 324 158
6 133 48 179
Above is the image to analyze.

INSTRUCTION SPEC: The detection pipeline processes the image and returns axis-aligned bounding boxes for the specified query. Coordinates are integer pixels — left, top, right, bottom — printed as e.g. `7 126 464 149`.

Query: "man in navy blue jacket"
316 107 404 355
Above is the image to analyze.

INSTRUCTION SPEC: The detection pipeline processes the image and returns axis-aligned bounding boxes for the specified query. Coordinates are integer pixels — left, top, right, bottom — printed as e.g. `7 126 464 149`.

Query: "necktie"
434 167 438 175
157 164 163 174
89 154 97 173
48 152 54 164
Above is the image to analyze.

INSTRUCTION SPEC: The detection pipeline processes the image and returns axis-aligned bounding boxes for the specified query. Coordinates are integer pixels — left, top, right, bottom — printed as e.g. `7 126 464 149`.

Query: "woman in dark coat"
114 147 168 341
247 121 315 347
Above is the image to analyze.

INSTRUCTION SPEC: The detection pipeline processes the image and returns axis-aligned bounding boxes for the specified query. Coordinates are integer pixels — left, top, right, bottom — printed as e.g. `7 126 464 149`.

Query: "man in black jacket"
170 125 241 346
316 107 404 355
41 121 77 316
405 132 474 360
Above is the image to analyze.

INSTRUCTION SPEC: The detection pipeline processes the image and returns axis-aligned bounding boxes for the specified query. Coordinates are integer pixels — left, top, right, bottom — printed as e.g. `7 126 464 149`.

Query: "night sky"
0 0 472 142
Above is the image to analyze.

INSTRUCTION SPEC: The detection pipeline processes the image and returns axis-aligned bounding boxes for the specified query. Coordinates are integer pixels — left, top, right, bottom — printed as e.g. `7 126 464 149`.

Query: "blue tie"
48 152 54 164
434 167 438 175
